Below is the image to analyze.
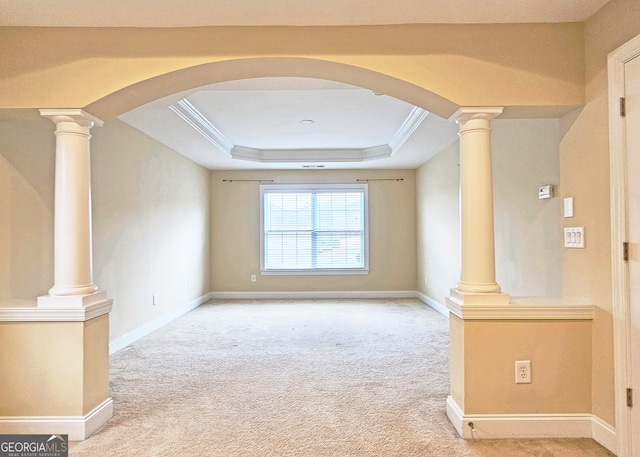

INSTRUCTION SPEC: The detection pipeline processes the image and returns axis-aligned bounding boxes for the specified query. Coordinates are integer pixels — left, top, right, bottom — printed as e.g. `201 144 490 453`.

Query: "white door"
625 52 640 457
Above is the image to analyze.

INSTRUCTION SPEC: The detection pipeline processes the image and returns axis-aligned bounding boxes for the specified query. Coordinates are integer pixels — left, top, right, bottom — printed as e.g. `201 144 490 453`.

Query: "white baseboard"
446 396 616 453
591 415 617 455
109 292 212 354
446 395 465 437
208 290 417 300
447 394 590 439
415 292 449 318
0 398 113 441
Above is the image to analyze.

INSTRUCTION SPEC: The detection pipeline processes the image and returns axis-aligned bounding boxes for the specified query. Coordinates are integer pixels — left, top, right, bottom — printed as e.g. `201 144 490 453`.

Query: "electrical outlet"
152 294 158 306
251 275 257 282
515 360 531 384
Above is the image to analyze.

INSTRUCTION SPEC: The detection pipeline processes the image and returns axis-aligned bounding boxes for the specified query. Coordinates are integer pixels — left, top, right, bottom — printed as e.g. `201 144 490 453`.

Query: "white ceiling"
4 0 610 170
0 0 610 27
120 78 460 170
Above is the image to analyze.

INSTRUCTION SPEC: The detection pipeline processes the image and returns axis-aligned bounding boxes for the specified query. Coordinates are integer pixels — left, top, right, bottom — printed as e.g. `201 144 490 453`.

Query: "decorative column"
38 109 106 307
444 108 591 442
449 107 508 305
445 107 508 438
0 109 114 440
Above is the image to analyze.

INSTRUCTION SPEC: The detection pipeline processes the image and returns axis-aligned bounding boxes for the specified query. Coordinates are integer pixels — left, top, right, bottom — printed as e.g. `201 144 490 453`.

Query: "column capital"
449 107 504 126
40 109 103 129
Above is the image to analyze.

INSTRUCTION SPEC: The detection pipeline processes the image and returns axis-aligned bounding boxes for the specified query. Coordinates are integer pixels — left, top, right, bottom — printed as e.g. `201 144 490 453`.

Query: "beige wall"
2 3 640 432
0 317 107 416
449 315 465 408
0 114 54 303
0 320 82 415
492 119 563 297
416 141 460 304
210 169 416 292
417 118 563 305
463 319 592 415
83 314 110 414
0 24 584 120
0 116 210 341
558 0 640 426
91 119 211 340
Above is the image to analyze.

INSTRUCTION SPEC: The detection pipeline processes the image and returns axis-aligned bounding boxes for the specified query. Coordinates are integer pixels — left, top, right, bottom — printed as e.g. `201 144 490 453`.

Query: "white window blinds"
261 184 368 273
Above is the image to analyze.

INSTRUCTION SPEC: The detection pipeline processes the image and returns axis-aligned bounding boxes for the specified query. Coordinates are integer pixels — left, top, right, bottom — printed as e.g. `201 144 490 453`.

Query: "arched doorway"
84 57 460 122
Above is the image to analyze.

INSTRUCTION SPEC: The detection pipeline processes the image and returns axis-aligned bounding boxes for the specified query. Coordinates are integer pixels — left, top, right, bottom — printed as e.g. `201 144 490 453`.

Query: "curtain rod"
222 178 403 183
356 178 404 182
222 179 274 183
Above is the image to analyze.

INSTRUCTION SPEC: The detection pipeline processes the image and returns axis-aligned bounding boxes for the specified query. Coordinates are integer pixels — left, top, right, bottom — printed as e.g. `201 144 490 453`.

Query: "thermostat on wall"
538 184 554 199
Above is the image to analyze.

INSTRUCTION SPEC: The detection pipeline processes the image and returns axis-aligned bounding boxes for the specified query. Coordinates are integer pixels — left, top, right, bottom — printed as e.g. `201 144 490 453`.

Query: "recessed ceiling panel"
119 77 459 170
188 89 413 150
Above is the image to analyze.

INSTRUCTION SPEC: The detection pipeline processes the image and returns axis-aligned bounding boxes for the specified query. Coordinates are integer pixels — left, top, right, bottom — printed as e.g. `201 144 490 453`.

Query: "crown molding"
170 96 427 163
389 106 428 154
231 145 391 163
169 98 233 155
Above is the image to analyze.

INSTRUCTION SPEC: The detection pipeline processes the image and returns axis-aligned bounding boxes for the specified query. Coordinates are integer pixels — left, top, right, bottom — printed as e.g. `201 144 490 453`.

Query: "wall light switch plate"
564 227 585 248
564 197 574 218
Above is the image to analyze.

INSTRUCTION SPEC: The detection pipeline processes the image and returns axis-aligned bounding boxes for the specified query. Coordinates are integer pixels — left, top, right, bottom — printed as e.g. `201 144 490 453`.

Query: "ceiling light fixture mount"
299 119 314 125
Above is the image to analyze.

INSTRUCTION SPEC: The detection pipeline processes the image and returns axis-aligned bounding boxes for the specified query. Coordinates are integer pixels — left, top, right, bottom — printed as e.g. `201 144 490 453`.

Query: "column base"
37 290 108 308
446 288 510 318
456 281 502 294
447 288 510 306
49 283 98 297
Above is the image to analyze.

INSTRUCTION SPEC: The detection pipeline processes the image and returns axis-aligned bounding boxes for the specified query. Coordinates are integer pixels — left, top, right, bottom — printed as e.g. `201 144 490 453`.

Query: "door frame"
608 32 640 457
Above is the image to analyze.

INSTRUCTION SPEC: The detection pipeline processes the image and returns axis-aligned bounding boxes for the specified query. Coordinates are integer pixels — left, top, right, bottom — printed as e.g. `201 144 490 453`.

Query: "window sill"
260 268 370 276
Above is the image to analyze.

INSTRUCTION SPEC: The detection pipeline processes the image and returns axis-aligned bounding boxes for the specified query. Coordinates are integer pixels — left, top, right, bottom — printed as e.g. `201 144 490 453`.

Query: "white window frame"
260 183 369 275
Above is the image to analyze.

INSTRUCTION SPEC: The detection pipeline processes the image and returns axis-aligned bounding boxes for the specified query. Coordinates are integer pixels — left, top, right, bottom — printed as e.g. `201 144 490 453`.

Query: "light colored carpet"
70 299 614 456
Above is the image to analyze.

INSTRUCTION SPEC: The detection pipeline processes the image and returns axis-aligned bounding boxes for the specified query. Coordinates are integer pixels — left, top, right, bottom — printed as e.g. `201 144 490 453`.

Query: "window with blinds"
260 184 369 274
